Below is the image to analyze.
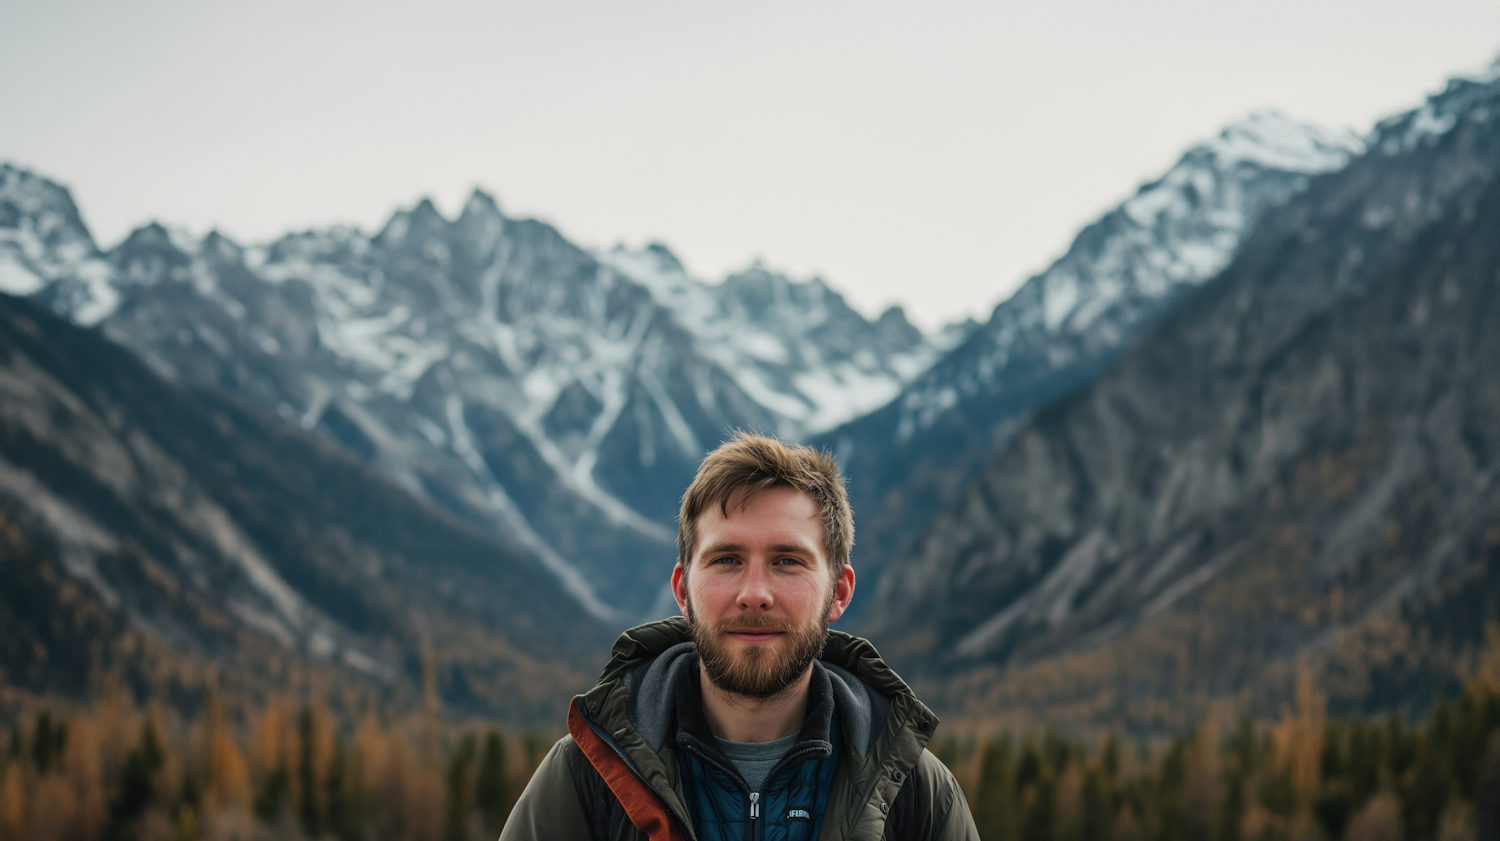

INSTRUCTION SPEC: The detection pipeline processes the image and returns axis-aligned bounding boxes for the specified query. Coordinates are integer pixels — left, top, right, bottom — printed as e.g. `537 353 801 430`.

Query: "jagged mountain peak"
201 230 243 262
460 188 502 219
718 263 838 310
1016 112 1360 335
0 164 98 255
1201 109 1364 173
376 196 450 246
111 222 200 277
117 220 192 251
1373 62 1500 157
875 305 921 345
260 225 370 266
641 241 685 274
106 223 206 298
0 164 115 323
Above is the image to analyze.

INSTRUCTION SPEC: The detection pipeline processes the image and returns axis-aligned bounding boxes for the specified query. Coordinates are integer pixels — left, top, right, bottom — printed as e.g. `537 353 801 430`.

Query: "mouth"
727 629 784 644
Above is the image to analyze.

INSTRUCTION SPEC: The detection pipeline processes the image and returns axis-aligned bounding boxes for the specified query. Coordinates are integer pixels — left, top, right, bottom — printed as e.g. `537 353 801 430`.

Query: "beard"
689 588 833 700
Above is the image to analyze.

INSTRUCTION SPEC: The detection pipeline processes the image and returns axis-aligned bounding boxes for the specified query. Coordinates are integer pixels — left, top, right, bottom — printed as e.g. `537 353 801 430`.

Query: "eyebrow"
698 542 816 559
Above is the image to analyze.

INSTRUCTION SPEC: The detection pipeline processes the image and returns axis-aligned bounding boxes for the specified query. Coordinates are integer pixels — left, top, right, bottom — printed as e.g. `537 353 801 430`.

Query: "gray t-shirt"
713 732 798 792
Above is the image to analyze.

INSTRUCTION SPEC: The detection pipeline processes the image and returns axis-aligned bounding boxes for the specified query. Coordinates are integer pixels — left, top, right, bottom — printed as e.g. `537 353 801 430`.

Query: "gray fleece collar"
620 640 889 759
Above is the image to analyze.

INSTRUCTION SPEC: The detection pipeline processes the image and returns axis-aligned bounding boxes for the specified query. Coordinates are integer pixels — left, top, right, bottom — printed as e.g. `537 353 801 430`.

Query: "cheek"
689 574 736 611
783 578 829 612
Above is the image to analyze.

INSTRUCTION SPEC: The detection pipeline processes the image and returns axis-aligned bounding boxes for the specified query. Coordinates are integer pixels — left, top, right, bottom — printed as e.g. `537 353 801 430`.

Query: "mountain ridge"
816 112 1363 618
1 109 1367 627
866 68 1500 730
3 166 960 619
0 290 606 721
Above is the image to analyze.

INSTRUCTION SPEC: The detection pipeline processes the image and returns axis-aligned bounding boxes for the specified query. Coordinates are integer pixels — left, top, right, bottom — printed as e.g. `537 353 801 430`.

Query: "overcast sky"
2 1 1497 329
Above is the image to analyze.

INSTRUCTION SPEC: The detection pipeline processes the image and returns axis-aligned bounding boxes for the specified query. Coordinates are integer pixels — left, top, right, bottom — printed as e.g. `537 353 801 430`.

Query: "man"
501 433 979 840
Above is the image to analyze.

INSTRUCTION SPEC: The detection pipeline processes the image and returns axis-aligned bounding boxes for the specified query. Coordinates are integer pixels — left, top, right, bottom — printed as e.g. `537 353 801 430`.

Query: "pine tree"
444 734 477 841
31 710 67 775
109 720 165 840
972 735 1017 841
325 736 358 841
297 707 321 837
1076 764 1112 841
1156 738 1191 841
1403 702 1454 841
1477 733 1500 841
1020 773 1056 841
475 729 510 836
254 763 290 825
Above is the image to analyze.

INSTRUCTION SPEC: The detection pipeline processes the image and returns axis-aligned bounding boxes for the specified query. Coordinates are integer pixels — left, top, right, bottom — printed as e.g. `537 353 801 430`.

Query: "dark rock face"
816 115 1361 614
0 293 604 720
869 71 1500 727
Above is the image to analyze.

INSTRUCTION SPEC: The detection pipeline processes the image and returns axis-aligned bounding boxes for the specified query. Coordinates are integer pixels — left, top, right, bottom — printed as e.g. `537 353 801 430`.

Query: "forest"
2 633 1497 841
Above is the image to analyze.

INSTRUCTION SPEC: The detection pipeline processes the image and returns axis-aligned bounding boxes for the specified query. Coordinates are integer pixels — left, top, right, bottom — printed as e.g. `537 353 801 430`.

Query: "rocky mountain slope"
0 292 605 721
0 169 953 620
0 110 1358 626
868 66 1500 730
817 113 1363 615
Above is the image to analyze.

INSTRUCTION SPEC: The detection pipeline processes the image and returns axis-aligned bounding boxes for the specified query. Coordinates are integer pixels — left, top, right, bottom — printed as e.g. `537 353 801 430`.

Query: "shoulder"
523 735 600 806
912 750 961 807
900 749 979 841
500 736 601 841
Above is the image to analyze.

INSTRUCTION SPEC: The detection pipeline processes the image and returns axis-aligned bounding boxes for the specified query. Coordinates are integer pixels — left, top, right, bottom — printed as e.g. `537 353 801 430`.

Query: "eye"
775 556 801 566
711 556 739 565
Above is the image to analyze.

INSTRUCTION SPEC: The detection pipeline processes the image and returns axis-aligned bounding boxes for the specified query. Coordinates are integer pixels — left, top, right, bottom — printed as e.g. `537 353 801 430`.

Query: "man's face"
672 486 855 699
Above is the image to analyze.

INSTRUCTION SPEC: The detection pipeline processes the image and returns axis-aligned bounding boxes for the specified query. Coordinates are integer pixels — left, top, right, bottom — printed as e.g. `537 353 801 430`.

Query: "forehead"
693 486 823 551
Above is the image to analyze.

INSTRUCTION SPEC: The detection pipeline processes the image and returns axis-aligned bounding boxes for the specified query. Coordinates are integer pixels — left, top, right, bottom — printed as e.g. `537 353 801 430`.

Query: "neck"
698 666 812 743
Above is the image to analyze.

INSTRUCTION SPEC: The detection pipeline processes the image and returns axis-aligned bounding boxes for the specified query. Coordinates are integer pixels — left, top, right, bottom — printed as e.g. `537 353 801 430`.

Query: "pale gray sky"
2 1 1497 329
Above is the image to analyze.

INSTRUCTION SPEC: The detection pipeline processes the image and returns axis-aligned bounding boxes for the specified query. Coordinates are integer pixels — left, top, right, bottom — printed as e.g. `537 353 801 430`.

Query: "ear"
826 564 856 623
671 563 691 619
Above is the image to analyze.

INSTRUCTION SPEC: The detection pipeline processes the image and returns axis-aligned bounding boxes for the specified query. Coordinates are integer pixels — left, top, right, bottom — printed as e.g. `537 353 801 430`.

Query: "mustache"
710 617 790 632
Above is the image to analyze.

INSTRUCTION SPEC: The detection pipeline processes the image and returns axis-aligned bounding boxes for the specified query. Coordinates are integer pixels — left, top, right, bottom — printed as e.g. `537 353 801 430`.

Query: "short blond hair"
677 432 853 581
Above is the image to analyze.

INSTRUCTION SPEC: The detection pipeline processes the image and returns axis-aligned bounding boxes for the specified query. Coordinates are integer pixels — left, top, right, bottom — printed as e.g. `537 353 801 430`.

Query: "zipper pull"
749 792 760 819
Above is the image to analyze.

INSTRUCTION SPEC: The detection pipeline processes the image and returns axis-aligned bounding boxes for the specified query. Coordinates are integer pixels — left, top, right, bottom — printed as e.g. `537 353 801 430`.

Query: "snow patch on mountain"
0 165 117 323
891 111 1363 441
1376 61 1500 156
598 244 954 435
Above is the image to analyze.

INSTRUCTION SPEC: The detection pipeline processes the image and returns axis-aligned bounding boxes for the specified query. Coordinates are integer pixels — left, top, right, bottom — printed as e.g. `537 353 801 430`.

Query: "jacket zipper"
757 745 825 841
681 741 829 841
680 742 757 841
580 703 700 841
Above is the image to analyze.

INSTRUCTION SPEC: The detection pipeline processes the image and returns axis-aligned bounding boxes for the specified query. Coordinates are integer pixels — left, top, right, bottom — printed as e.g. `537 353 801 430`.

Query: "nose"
736 560 774 611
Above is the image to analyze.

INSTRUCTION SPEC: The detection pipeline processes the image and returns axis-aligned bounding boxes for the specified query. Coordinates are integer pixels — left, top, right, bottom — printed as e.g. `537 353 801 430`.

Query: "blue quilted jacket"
675 664 843 841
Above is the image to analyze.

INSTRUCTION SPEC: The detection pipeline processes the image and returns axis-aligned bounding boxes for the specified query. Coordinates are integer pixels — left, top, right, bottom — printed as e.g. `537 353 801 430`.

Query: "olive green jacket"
500 618 979 841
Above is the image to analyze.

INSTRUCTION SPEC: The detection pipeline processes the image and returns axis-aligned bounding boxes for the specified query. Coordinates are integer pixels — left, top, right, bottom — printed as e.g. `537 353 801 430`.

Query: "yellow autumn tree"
63 714 107 841
0 764 26 841
200 695 252 830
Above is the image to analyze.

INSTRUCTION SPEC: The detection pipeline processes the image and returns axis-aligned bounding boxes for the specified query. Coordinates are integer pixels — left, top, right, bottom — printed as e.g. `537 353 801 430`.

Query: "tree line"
938 660 1500 841
0 681 549 841
3 642 1499 841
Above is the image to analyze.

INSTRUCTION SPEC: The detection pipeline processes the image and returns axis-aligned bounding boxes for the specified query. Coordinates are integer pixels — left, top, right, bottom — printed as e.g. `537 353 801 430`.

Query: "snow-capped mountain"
598 245 966 434
0 165 116 323
817 111 1364 610
865 64 1500 727
896 112 1362 436
1 170 957 620
0 290 604 720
